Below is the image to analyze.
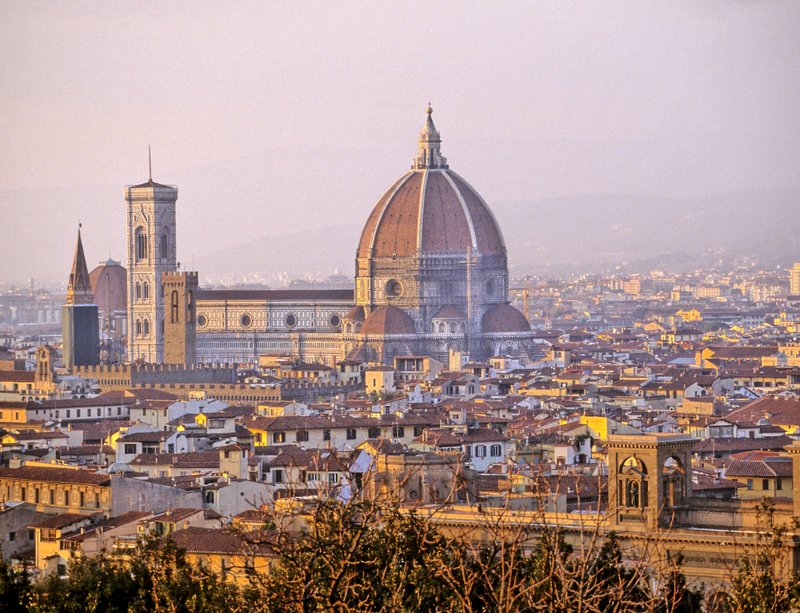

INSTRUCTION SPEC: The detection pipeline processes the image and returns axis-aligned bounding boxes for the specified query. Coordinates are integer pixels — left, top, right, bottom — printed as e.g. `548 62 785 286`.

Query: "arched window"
187 290 194 323
143 319 150 337
135 319 142 337
161 230 170 260
135 282 141 301
143 282 149 300
619 456 648 510
171 290 180 324
135 227 148 261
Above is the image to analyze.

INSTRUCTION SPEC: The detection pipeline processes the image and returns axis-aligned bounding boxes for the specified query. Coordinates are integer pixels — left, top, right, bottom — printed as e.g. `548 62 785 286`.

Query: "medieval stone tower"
606 433 696 531
125 171 178 363
163 271 198 366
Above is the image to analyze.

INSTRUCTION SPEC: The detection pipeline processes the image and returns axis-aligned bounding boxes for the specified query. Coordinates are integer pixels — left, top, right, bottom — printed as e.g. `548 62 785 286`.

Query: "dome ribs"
421 171 472 254
449 172 506 256
358 172 413 258
375 174 422 257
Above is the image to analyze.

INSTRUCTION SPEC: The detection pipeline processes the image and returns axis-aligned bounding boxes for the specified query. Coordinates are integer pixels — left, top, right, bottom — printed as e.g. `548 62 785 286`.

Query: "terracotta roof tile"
0 371 35 383
0 465 110 486
168 526 274 555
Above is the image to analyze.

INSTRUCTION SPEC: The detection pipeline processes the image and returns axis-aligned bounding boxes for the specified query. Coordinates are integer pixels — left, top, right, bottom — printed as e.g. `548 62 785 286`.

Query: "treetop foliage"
1 498 798 612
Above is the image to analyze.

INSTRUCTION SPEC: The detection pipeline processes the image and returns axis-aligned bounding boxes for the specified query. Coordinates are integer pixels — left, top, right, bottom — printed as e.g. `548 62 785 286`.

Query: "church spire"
413 103 448 170
66 225 93 305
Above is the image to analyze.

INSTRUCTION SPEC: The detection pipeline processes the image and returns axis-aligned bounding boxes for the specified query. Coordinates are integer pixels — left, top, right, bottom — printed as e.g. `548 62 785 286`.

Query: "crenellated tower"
162 271 198 366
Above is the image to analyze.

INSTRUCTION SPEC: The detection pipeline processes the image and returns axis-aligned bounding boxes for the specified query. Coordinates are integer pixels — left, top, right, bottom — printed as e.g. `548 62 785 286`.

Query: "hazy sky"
2 1 799 284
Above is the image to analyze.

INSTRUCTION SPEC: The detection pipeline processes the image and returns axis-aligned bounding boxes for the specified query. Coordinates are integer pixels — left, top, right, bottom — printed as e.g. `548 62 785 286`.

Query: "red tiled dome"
344 305 366 321
89 259 127 313
481 304 530 334
357 170 505 259
357 107 505 259
362 305 416 335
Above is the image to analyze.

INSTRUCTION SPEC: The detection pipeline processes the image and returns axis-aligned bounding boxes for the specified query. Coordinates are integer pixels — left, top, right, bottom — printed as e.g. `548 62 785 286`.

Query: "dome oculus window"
285 313 297 328
386 279 403 298
329 314 341 328
197 314 208 327
240 314 252 328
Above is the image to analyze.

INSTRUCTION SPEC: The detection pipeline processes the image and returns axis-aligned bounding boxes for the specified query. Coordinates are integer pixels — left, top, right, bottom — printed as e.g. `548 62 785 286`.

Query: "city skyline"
2 2 800 284
3 5 800 605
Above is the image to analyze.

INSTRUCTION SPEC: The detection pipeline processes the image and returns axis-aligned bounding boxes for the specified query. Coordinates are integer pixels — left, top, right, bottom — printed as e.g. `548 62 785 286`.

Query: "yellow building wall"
184 551 271 586
728 475 792 500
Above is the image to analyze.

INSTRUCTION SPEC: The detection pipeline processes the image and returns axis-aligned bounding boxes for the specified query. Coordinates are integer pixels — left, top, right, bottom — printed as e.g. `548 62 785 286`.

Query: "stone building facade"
128 108 533 366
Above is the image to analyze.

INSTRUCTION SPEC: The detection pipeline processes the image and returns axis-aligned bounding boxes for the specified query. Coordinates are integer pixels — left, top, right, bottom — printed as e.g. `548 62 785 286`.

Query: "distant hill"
2 182 797 284
495 188 800 275
195 187 800 278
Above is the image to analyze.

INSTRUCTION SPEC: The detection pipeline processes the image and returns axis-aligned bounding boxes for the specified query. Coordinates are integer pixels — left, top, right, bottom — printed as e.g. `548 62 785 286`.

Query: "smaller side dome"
344 305 366 322
362 305 416 335
481 304 530 334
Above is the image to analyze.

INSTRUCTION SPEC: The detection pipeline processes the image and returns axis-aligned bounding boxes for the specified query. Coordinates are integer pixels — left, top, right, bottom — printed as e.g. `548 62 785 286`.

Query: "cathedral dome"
357 106 506 259
90 259 127 313
481 303 530 334
362 305 416 335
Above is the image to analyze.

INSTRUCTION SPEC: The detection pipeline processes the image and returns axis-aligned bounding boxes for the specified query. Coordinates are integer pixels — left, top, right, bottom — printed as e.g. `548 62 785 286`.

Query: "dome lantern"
413 104 448 170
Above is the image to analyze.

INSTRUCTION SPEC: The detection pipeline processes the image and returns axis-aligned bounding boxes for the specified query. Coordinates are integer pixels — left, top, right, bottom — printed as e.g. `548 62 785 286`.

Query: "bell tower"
607 434 696 531
125 154 178 363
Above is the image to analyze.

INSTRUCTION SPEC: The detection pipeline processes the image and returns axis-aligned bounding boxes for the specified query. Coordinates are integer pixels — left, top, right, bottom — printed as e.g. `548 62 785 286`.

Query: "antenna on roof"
148 146 152 181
